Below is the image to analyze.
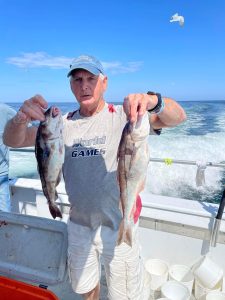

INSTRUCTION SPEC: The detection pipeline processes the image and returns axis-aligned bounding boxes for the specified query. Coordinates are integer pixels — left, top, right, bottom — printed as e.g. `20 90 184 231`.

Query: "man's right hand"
16 94 48 123
3 95 48 148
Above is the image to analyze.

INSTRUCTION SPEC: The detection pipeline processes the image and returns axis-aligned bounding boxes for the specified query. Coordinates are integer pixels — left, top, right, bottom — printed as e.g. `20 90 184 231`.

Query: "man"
0 103 16 212
3 55 186 300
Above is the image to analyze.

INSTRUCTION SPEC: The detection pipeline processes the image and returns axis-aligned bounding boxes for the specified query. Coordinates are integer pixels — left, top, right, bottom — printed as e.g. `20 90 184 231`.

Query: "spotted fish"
35 106 64 219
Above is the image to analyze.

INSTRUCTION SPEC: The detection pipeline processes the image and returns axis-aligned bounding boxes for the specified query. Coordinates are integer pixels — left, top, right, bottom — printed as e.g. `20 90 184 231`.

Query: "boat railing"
10 148 225 168
150 157 225 168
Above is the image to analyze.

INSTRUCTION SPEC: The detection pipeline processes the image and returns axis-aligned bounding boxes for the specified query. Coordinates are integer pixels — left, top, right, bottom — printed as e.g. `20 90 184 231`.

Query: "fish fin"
49 203 62 219
124 227 132 247
117 220 132 247
55 190 59 200
117 220 124 245
56 171 62 187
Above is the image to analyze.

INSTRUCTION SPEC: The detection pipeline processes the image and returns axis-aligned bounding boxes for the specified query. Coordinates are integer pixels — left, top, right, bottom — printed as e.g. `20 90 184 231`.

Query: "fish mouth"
50 107 60 118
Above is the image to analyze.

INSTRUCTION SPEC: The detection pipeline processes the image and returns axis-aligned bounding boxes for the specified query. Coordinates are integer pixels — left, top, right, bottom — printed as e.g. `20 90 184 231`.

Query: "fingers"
13 110 31 124
123 94 149 123
19 94 48 122
129 95 139 124
137 99 147 117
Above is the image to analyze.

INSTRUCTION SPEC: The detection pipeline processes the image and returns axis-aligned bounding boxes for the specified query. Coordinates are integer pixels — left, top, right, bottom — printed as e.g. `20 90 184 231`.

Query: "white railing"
10 148 225 169
150 157 225 168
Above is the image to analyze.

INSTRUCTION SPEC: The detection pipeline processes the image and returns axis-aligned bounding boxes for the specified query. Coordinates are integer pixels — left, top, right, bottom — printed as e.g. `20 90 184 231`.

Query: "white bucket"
194 278 222 300
169 264 194 294
145 258 168 291
143 270 151 300
161 280 191 300
206 291 225 300
193 256 223 289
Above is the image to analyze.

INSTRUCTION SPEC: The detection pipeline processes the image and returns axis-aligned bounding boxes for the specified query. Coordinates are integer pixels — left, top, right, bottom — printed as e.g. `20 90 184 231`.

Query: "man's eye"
73 78 81 82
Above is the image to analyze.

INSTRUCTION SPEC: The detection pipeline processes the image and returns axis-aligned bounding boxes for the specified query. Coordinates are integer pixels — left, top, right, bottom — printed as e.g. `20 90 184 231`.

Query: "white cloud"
6 52 71 69
6 52 143 74
102 61 143 74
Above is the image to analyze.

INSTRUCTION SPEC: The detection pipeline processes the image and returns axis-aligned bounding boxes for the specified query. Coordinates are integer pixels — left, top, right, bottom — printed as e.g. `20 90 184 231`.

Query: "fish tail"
117 220 132 247
49 203 62 219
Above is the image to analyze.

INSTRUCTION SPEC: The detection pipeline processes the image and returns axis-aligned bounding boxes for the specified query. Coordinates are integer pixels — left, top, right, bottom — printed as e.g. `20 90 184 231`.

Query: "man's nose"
81 80 88 90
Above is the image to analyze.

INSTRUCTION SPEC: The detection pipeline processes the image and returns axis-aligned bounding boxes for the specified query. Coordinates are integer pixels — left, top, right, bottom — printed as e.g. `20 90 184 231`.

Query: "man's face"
70 69 107 109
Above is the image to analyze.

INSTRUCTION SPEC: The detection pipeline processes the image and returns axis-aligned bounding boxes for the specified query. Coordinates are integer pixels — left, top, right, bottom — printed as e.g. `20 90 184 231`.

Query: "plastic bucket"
193 256 223 289
145 258 168 291
194 278 222 300
143 270 151 300
161 280 190 300
169 264 194 294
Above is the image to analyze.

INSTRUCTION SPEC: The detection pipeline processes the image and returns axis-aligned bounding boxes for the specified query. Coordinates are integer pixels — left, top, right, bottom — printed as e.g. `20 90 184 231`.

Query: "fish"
117 113 150 247
35 106 64 219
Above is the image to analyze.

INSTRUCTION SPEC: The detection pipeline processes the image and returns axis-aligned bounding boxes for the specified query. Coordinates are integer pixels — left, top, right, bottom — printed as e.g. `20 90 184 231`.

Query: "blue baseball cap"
67 55 104 77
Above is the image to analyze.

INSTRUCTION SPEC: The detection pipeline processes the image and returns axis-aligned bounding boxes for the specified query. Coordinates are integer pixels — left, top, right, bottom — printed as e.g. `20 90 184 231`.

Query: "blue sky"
0 0 224 103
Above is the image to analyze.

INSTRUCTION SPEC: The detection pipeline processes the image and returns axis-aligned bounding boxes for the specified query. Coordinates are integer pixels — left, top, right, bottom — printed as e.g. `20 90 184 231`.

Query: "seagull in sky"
170 13 184 26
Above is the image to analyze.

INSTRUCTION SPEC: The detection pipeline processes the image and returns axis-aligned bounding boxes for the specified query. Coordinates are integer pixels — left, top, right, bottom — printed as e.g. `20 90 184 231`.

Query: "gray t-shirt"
0 104 17 176
62 103 152 230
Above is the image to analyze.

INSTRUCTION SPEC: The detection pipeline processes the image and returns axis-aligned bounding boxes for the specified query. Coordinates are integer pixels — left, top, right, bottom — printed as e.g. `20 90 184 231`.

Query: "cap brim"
67 63 102 77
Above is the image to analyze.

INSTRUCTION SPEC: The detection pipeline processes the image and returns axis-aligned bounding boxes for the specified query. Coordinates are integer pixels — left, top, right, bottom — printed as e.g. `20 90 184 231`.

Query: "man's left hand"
123 93 157 123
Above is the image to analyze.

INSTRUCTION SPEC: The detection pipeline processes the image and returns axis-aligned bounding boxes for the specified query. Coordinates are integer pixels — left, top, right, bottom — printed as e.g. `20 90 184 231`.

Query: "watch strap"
147 91 163 114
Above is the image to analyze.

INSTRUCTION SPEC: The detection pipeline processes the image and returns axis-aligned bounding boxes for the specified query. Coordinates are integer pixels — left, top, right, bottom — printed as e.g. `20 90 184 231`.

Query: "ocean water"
7 100 225 204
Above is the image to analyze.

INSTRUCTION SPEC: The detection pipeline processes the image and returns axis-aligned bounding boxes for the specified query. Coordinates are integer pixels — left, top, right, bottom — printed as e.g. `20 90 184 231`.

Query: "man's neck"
79 99 105 117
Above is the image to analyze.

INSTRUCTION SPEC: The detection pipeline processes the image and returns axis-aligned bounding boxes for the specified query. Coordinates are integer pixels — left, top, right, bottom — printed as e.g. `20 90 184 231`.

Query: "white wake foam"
146 131 225 202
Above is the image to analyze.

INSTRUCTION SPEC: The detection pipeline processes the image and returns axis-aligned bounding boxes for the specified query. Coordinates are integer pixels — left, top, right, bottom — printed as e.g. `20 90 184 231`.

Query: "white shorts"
67 220 145 300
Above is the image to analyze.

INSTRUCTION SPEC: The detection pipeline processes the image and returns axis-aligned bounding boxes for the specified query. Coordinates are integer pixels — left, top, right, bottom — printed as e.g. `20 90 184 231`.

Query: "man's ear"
103 76 108 92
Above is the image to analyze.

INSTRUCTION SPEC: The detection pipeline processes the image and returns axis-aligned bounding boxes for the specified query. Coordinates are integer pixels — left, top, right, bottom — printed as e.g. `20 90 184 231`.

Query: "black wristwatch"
147 91 163 114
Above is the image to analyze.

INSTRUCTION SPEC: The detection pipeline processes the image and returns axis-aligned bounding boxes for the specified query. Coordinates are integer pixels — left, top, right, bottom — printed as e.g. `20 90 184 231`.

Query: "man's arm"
3 116 37 147
149 97 187 129
3 95 48 148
